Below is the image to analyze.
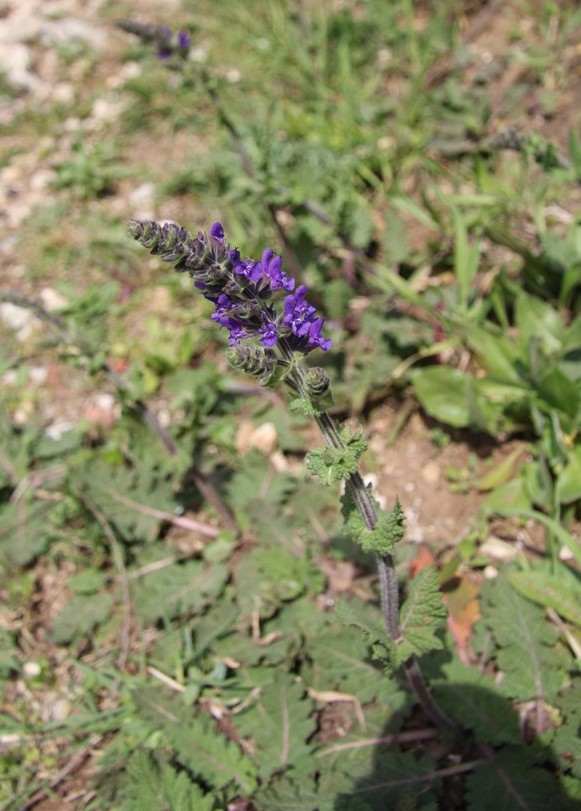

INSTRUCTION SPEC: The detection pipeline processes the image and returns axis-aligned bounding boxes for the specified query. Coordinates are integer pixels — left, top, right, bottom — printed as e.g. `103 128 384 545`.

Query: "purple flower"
177 30 192 51
210 222 224 240
259 249 295 292
259 316 279 348
283 285 317 336
128 219 331 354
307 317 332 352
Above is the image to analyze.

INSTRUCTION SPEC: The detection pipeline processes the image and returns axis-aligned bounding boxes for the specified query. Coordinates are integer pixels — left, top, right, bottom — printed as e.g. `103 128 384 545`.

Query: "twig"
147 665 186 692
90 484 219 538
316 727 438 757
16 734 101 811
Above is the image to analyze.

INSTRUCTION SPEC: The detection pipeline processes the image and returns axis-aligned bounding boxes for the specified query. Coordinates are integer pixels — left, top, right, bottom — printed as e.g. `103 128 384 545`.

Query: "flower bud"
226 344 276 386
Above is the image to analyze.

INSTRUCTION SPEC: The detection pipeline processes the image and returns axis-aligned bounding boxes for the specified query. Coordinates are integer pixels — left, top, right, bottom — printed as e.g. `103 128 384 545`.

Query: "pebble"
0 302 36 340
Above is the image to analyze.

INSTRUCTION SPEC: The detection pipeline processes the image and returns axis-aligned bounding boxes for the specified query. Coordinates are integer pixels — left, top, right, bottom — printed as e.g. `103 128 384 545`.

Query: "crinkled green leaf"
465 746 579 811
131 555 228 623
481 575 566 702
306 611 407 707
320 749 440 810
133 688 257 795
397 567 448 664
50 592 113 644
431 659 520 745
234 672 316 780
78 459 178 543
254 774 320 811
236 546 324 621
306 430 368 485
0 500 56 566
123 750 214 811
553 680 581 779
341 492 405 556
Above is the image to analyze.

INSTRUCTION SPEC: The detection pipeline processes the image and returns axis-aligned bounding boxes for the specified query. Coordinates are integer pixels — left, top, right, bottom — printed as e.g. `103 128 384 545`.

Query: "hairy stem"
281 341 459 732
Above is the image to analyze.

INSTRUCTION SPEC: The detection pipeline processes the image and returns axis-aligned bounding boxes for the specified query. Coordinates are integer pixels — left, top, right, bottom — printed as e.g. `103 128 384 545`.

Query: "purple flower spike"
128 218 331 354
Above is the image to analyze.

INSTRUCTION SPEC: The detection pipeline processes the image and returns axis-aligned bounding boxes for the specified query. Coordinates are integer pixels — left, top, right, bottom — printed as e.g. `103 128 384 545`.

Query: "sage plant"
128 218 458 733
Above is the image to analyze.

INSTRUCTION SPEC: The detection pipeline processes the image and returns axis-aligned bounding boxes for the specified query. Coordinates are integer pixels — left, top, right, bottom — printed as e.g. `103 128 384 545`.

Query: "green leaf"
306 429 368 485
466 746 579 811
397 567 448 664
319 749 440 810
341 493 405 556
77 458 179 544
50 592 113 644
432 659 520 745
131 556 228 624
234 673 316 780
476 448 524 492
170 717 257 796
536 367 580 418
453 209 481 311
305 618 406 706
123 750 214 811
411 367 472 427
553 680 581 779
254 774 320 811
509 570 581 628
481 575 565 702
235 546 325 623
0 500 56 566
133 688 257 795
556 445 581 505
464 327 522 385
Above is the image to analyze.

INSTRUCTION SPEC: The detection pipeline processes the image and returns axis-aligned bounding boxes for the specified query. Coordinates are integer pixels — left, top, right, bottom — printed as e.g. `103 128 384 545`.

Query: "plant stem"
282 342 459 732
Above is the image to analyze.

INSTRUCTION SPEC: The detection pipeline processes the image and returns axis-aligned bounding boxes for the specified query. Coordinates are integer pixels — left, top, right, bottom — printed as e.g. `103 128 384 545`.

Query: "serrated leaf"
306 430 368 485
305 619 406 707
465 747 579 811
254 774 320 811
0 500 56 566
397 567 447 664
123 750 214 811
131 556 228 623
133 688 257 795
553 680 581 779
319 750 440 810
234 673 316 780
78 459 178 543
482 576 565 702
170 718 257 796
50 592 113 644
431 659 520 745
236 547 324 621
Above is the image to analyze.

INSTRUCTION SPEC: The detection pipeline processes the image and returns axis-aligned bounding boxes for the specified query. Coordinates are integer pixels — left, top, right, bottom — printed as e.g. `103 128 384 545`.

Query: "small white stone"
23 661 42 678
45 421 75 440
480 536 518 562
39 287 68 311
559 545 575 562
0 302 35 340
29 366 48 385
